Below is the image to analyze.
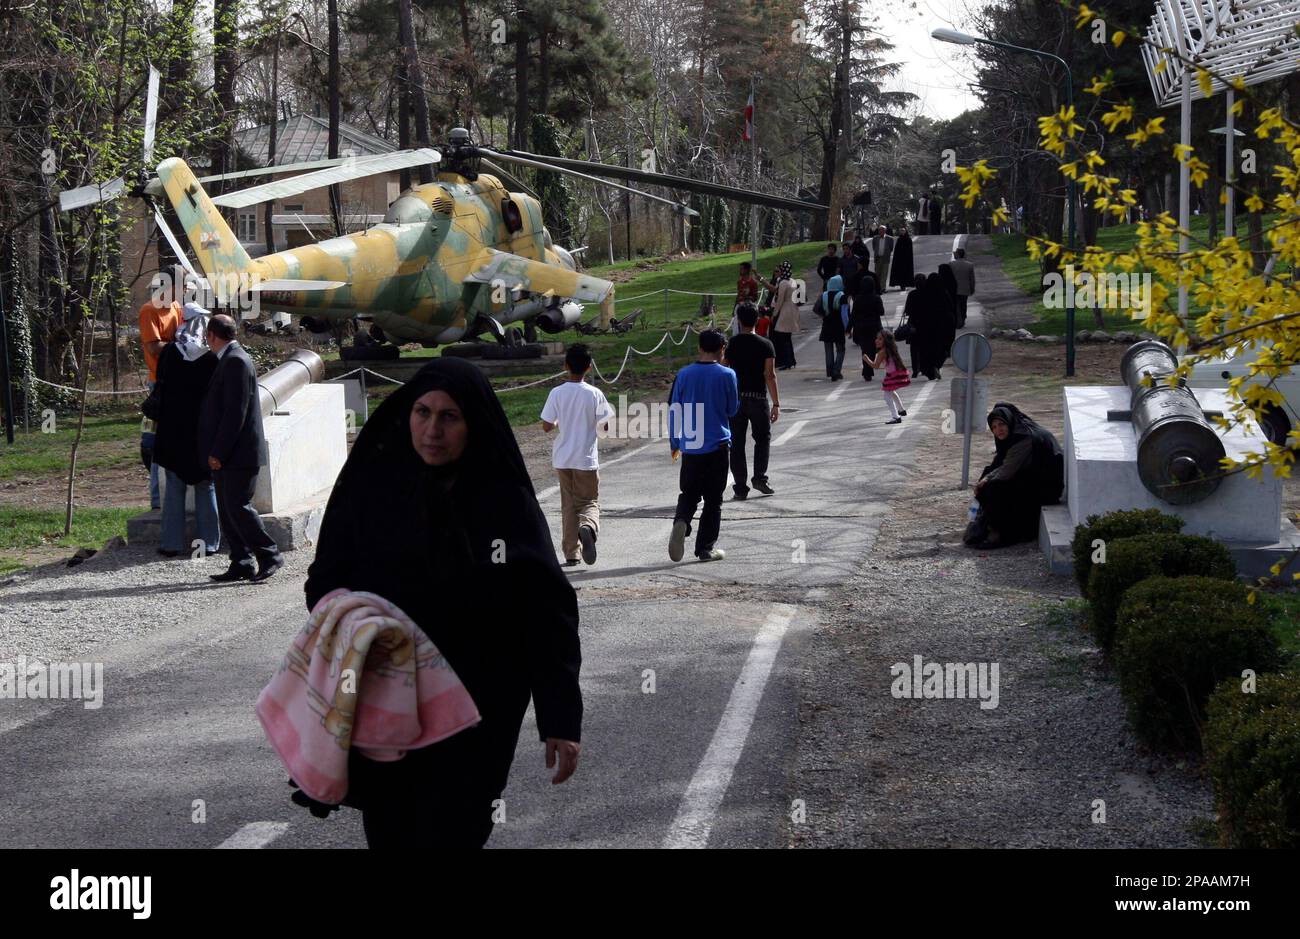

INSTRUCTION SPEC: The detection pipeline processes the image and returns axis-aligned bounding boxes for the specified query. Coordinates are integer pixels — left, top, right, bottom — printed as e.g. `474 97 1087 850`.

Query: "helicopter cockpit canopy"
383 194 434 225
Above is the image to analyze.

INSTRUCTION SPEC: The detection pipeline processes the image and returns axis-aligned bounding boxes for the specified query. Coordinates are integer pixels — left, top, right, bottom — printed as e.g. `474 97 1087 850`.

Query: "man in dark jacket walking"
198 314 282 582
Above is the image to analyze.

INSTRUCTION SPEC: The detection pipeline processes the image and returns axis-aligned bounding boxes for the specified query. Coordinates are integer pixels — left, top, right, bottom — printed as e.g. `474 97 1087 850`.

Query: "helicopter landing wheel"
524 321 538 344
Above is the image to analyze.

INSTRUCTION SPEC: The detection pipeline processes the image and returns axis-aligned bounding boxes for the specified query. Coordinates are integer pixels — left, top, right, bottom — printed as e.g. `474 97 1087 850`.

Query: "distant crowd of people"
138 276 283 583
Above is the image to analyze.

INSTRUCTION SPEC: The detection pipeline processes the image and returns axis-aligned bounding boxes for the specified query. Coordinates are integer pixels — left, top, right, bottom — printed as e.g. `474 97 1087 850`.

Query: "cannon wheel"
1260 405 1294 448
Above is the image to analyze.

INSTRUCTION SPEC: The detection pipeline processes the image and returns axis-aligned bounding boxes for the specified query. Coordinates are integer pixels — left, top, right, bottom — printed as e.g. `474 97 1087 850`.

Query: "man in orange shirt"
139 273 183 510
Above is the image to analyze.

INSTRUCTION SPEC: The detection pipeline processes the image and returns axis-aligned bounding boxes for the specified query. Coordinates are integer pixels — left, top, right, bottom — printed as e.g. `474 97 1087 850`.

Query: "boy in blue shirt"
668 329 739 562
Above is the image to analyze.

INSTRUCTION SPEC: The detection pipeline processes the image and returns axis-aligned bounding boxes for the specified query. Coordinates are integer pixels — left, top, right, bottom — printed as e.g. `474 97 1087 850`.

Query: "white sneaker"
668 520 688 562
696 548 725 562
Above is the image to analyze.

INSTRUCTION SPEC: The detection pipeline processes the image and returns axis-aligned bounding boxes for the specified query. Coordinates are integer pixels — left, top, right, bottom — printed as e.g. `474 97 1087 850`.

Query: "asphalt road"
1 234 975 849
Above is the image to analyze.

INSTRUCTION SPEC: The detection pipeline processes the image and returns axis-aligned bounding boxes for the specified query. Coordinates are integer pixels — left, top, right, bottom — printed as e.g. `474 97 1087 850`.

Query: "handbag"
141 381 164 422
893 305 915 342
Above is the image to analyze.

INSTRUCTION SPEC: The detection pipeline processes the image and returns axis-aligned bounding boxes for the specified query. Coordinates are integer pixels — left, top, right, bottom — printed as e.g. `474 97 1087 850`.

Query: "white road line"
537 442 655 501
663 604 797 849
952 233 966 255
826 380 852 402
604 441 656 467
216 821 289 849
887 379 939 439
770 419 807 447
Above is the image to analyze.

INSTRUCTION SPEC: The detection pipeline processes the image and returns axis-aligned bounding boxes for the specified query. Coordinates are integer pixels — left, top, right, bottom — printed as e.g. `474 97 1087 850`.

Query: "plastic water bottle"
968 500 980 524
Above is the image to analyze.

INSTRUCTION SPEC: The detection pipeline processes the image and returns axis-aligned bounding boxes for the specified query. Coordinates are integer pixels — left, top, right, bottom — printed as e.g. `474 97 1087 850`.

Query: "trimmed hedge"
1071 509 1184 597
1114 576 1282 751
1087 533 1236 652
1204 672 1300 848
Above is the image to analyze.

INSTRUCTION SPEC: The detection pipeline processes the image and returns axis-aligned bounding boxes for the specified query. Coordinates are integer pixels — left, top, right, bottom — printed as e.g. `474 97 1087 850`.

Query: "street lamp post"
933 28 1077 376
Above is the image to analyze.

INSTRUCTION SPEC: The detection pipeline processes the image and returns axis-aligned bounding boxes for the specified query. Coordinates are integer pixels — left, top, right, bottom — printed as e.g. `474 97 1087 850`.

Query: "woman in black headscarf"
889 227 915 291
966 402 1065 549
903 274 942 379
849 274 885 381
301 357 582 848
926 271 958 374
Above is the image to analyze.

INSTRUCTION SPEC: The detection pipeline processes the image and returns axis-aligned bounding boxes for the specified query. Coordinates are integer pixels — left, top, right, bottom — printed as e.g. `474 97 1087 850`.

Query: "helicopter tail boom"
155 158 259 300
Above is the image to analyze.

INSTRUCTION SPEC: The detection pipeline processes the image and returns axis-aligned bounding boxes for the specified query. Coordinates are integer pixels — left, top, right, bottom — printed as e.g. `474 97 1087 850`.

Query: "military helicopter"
59 70 826 354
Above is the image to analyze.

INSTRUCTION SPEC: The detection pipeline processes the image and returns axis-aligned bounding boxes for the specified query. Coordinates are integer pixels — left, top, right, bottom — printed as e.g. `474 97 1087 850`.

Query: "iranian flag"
742 89 754 142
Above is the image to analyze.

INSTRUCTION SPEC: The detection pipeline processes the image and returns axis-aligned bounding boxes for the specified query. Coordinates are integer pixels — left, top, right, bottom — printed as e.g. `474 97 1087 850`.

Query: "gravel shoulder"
784 339 1249 848
0 400 646 667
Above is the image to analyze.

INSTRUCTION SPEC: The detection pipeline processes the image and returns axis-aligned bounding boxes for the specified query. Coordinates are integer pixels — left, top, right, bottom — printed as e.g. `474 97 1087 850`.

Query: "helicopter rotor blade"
198 155 363 185
58 177 127 213
477 148 698 217
150 202 207 289
142 65 160 165
488 148 826 214
479 159 539 200
211 147 442 209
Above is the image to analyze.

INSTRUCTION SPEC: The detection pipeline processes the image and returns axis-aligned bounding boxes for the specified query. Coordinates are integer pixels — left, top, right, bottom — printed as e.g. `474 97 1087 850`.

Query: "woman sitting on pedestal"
965 402 1065 549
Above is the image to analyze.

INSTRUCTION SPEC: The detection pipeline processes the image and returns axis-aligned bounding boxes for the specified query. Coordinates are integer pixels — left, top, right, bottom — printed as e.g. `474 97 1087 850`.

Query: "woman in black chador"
967 403 1065 549
889 227 915 291
850 274 885 381
302 357 582 848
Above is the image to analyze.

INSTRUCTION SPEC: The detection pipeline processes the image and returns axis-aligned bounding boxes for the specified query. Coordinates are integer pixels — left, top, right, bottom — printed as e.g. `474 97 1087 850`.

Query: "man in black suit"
198 314 283 582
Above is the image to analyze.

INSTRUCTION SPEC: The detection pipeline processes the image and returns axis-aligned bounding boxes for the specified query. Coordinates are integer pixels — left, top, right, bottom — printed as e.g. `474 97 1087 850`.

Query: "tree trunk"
212 0 239 194
456 0 476 127
398 0 434 184
266 32 280 253
538 26 550 117
514 18 530 151
397 57 411 191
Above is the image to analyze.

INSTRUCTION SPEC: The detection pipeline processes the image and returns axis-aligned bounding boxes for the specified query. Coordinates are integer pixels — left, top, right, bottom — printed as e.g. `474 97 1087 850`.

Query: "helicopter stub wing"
464 250 614 306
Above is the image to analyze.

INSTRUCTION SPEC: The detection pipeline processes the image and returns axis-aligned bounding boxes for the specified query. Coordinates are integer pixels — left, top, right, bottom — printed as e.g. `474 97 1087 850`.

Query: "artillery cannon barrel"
1120 339 1225 504
257 349 325 417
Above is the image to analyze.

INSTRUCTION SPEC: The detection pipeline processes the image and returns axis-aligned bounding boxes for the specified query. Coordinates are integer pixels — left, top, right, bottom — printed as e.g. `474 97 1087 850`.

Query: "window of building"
284 203 305 212
237 210 257 242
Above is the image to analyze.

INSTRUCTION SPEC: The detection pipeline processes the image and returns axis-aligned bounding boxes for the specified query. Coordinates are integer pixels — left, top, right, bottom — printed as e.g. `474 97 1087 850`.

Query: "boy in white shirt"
540 344 615 566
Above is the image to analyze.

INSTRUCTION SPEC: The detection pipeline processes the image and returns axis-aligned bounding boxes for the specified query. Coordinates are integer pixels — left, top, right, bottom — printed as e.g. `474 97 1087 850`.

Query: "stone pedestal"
254 383 347 514
128 383 347 553
1039 385 1299 580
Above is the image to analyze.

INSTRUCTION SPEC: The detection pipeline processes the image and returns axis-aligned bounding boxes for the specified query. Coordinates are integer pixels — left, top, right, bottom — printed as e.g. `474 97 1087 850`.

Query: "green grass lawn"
990 211 1280 335
0 413 142 481
0 506 136 574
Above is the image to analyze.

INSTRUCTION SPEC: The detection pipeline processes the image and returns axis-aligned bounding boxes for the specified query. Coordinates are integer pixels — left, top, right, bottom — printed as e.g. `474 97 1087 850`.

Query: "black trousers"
770 330 795 368
956 294 969 326
213 467 279 569
729 397 771 494
675 445 729 556
975 477 1041 545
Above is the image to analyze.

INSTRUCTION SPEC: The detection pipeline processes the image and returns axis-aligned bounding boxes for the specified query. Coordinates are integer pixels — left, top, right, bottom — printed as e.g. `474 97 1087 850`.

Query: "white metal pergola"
1139 0 1300 320
1142 0 1300 105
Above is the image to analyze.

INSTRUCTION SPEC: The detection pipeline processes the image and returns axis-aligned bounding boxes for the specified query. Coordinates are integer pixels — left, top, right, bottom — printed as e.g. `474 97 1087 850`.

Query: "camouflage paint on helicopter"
155 157 614 345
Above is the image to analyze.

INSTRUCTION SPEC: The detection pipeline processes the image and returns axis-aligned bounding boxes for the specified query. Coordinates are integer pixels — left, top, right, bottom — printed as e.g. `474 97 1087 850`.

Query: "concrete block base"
1039 504 1300 582
126 493 329 554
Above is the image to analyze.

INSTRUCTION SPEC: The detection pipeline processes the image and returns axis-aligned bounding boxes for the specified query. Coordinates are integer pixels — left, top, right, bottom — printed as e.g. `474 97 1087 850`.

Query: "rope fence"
19 288 733 404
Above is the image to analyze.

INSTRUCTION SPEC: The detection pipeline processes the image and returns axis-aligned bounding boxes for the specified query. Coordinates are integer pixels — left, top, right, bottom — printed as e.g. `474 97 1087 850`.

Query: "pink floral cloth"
256 588 481 805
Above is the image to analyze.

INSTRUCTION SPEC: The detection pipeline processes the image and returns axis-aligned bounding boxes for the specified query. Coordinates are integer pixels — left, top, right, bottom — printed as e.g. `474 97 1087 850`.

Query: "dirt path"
785 339 1250 847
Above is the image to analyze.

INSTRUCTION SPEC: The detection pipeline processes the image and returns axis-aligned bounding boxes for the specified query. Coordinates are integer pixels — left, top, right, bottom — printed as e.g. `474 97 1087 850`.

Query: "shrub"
1070 509 1184 597
1204 672 1300 848
1114 576 1282 751
1088 533 1236 651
